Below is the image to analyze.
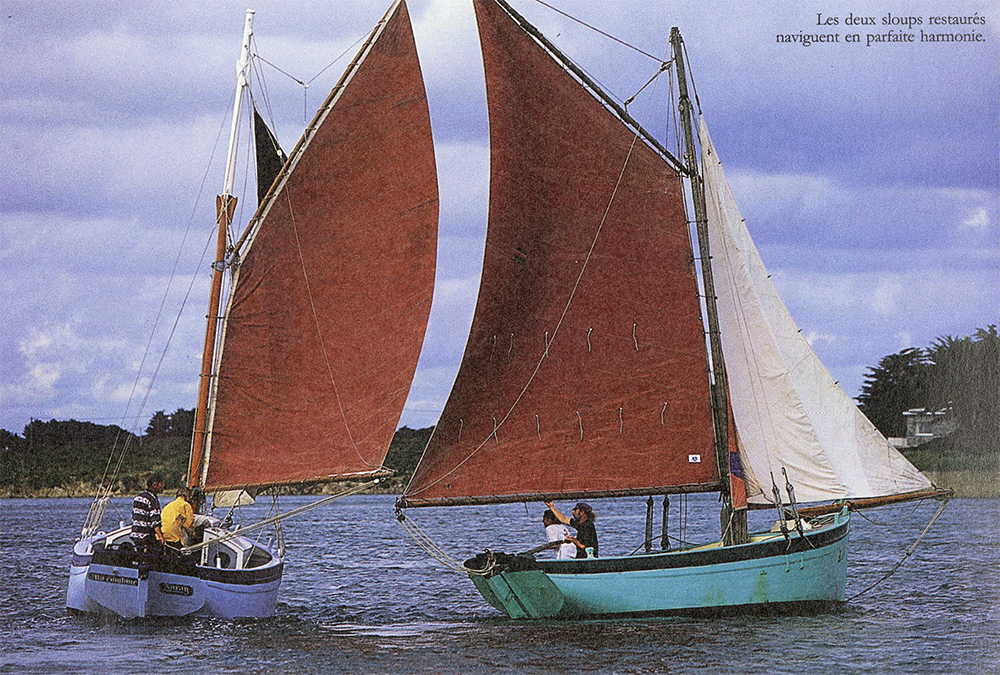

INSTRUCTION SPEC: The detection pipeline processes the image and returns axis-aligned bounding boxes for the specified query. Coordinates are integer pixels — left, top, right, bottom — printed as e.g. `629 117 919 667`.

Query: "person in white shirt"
542 509 576 560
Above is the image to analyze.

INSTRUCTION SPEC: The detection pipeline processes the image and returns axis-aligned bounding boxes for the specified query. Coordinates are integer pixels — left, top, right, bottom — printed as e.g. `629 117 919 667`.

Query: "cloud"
2 322 127 421
961 206 991 231
726 170 999 250
26 363 62 394
803 331 837 348
1 0 996 435
770 264 997 397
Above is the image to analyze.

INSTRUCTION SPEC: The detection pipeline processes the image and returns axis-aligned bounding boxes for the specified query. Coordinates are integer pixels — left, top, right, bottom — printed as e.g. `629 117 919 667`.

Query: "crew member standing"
544 500 599 558
131 475 165 553
161 486 196 550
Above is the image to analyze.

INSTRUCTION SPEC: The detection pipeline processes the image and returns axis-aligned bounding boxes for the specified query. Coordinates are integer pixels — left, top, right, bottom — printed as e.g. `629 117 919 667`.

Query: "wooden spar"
789 487 954 518
187 195 236 488
491 0 684 173
397 481 722 509
205 467 396 495
187 9 255 489
670 27 747 546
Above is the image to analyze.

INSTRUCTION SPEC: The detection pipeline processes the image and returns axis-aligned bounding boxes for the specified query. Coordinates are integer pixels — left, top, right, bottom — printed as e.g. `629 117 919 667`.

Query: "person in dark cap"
544 500 598 558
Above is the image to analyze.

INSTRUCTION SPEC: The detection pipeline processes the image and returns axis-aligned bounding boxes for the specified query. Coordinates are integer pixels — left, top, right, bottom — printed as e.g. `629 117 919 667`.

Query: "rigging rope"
848 498 950 601
255 33 366 125
853 499 923 526
527 0 665 62
396 511 494 575
281 188 373 469
83 110 231 537
182 478 383 554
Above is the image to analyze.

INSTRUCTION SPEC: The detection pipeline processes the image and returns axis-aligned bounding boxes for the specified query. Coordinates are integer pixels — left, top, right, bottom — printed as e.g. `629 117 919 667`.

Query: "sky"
1 0 997 436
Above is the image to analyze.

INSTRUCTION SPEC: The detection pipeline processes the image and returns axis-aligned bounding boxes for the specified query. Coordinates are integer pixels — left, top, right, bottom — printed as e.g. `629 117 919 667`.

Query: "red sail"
204 0 437 490
402 0 717 506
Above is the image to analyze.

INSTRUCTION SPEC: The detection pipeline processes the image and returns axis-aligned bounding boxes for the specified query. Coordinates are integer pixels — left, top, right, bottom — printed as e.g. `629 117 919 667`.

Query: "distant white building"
888 408 957 449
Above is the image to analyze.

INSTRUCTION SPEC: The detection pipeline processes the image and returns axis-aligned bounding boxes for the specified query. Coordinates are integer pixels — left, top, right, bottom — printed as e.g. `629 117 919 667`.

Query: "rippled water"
2 494 997 674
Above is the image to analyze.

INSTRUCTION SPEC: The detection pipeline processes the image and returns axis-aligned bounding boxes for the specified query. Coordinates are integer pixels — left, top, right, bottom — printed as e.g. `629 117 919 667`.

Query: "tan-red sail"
401 0 717 506
203 0 437 491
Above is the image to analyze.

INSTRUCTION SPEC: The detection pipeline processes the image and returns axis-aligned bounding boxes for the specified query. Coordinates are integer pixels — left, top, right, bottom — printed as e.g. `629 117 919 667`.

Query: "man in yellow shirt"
161 487 196 549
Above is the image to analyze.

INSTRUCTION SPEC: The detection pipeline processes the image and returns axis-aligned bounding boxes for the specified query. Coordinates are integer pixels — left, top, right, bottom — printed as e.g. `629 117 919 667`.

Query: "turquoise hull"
468 510 849 619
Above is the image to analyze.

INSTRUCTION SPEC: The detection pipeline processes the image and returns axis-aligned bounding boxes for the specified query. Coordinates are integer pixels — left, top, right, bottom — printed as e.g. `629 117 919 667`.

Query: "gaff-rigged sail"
401 0 718 507
202 0 437 491
699 117 932 505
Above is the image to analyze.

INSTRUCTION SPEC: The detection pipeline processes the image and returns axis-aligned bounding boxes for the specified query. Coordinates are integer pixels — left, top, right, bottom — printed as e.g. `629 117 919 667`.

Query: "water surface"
2 494 996 674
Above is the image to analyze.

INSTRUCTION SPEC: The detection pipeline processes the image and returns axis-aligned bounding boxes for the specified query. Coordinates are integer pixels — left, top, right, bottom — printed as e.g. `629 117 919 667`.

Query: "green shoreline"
4 471 995 500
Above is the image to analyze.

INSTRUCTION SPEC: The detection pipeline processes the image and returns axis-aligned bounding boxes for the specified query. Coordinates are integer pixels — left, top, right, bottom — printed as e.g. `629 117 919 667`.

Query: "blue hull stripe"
83 547 283 585
537 518 848 575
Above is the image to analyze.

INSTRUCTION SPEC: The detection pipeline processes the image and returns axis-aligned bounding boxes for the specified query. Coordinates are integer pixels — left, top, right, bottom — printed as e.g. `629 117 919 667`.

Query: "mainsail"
402 0 718 506
201 0 437 491
700 118 932 505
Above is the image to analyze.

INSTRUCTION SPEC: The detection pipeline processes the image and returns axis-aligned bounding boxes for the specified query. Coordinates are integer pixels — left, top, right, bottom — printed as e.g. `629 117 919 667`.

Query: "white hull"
67 525 282 619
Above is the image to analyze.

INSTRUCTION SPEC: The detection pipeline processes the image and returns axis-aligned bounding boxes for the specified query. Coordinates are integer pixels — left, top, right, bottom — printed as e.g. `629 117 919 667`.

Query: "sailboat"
396 0 951 619
67 0 437 619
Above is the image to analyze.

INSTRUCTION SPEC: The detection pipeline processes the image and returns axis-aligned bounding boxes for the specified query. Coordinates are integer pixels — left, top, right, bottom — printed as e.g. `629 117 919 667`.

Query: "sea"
2 494 997 674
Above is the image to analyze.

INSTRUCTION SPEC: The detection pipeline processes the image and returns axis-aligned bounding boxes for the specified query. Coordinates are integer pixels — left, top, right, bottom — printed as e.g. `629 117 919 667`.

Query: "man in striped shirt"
131 475 165 553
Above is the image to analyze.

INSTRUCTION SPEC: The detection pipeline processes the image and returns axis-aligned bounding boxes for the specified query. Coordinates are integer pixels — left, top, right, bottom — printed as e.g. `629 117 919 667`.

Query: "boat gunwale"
73 525 284 586
506 512 850 576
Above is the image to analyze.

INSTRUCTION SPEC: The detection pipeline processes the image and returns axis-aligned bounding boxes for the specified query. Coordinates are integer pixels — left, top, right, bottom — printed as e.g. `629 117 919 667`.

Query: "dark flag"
253 106 287 205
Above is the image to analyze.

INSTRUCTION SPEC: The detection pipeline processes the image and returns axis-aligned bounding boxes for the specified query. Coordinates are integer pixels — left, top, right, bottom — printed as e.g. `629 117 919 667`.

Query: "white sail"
699 117 931 505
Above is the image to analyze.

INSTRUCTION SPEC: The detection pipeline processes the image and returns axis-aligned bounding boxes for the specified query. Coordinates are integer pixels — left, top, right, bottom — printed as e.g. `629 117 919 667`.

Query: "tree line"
0 407 432 497
857 325 998 467
0 409 196 496
2 325 995 496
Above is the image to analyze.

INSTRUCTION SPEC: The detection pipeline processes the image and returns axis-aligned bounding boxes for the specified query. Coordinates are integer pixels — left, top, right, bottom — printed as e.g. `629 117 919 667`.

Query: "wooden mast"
187 9 255 489
670 27 748 545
